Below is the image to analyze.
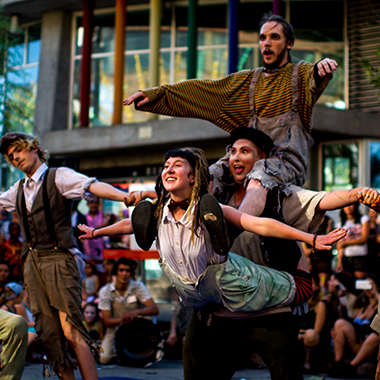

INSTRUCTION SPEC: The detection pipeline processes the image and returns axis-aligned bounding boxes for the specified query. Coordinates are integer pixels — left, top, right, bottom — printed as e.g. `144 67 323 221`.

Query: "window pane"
72 57 115 128
174 50 187 82
292 46 345 109
122 52 150 123
322 142 359 191
26 24 41 64
370 142 380 189
291 1 344 42
197 48 227 79
126 27 149 50
8 34 24 67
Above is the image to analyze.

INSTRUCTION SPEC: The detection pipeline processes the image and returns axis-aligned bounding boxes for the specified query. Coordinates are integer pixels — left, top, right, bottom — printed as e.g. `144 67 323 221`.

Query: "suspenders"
19 168 58 248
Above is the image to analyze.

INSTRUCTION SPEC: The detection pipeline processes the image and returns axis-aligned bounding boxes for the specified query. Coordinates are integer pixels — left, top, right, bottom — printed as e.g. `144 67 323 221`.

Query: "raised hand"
317 58 338 77
358 187 380 212
78 224 95 240
315 228 347 250
123 91 150 107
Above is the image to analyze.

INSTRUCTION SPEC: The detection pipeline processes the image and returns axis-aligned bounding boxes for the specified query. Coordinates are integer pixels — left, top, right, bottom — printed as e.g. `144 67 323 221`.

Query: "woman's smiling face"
162 156 195 199
229 139 263 184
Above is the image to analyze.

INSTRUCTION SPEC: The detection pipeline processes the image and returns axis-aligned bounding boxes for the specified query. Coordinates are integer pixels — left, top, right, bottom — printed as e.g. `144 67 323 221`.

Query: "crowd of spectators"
1 202 380 377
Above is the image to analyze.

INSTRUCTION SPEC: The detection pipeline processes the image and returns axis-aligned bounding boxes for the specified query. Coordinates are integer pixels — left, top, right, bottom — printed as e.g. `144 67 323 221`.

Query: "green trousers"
0 309 28 380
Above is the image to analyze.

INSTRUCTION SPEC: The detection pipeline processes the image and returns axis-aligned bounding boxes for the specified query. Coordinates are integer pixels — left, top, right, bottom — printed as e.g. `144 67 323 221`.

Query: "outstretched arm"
78 218 133 240
222 205 347 250
317 187 379 212
88 182 129 203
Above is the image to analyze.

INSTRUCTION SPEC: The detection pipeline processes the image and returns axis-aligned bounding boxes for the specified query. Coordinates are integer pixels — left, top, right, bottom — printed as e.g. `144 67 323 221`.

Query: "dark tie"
168 199 189 212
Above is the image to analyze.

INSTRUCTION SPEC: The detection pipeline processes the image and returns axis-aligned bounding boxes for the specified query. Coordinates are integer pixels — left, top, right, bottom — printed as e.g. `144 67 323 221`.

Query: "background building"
1 0 380 298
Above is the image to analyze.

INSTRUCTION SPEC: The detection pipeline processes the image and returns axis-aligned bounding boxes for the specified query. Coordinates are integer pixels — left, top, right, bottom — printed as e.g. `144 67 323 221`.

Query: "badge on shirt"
127 295 137 303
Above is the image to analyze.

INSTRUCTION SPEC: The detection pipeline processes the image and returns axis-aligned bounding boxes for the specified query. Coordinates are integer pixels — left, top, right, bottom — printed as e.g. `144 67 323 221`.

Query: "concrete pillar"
34 11 72 133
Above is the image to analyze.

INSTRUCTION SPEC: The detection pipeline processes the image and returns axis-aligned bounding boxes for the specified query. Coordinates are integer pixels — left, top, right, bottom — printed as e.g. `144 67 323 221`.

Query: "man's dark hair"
111 257 137 278
259 12 295 63
259 12 295 46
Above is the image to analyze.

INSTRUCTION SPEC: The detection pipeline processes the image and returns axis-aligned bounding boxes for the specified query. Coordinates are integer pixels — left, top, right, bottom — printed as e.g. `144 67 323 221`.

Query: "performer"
78 147 346 315
0 309 28 380
0 132 129 380
123 12 338 221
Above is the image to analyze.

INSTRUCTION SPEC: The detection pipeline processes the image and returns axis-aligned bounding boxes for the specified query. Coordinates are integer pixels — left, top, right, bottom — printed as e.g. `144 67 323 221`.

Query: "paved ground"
20 359 370 380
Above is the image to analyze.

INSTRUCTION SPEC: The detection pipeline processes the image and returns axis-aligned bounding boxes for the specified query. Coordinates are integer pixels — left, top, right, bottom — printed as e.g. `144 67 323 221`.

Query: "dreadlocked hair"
154 147 210 241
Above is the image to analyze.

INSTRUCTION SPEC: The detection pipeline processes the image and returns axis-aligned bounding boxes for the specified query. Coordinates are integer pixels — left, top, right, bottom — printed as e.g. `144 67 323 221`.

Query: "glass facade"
322 142 359 191
71 0 346 128
370 142 380 189
1 23 41 190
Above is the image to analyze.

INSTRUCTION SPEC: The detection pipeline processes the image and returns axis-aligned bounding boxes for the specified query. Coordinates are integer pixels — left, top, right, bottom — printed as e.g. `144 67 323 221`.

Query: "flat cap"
0 132 34 155
230 128 274 157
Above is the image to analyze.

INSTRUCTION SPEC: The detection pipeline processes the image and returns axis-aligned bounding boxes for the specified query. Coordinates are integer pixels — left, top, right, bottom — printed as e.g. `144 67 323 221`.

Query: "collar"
262 61 290 74
162 198 194 230
25 162 48 185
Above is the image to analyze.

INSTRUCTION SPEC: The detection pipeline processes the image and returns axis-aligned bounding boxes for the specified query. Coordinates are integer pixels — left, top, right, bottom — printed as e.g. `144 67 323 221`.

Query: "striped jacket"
137 61 332 134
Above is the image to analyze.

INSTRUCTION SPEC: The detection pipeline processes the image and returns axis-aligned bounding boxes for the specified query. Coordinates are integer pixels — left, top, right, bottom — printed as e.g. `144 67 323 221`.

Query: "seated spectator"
331 275 379 378
98 257 159 364
164 297 193 359
82 261 100 305
0 261 10 306
367 208 380 277
1 222 23 283
336 203 370 279
102 259 115 284
1 282 23 314
298 274 329 373
82 302 104 342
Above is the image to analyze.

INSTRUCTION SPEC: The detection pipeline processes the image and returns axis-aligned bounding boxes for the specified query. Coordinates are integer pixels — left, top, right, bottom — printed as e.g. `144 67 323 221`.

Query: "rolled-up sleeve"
55 167 98 201
0 181 20 212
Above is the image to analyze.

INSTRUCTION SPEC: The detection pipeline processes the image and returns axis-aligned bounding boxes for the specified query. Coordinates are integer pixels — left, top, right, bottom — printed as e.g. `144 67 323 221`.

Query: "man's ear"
189 172 195 184
286 40 293 50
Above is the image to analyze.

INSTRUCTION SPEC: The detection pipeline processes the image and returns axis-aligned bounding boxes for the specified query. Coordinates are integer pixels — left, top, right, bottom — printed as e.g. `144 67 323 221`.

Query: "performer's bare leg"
59 311 98 380
238 179 268 216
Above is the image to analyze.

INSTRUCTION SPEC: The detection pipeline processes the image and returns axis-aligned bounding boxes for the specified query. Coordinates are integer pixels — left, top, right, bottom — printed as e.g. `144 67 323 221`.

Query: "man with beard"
123 12 338 233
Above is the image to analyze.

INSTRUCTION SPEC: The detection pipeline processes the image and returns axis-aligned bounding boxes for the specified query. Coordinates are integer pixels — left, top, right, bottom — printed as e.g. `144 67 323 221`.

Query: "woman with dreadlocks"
78 147 346 313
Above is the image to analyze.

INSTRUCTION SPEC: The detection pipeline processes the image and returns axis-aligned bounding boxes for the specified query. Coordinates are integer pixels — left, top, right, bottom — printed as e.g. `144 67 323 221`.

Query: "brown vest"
16 167 77 259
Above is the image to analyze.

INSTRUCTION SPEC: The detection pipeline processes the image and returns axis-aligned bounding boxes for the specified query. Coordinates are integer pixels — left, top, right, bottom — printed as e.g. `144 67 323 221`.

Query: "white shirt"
156 201 224 282
0 162 98 272
0 163 97 212
98 280 152 311
341 214 370 257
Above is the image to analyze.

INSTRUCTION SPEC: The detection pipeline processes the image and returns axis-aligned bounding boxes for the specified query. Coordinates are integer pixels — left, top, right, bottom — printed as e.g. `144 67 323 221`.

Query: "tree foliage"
362 47 380 100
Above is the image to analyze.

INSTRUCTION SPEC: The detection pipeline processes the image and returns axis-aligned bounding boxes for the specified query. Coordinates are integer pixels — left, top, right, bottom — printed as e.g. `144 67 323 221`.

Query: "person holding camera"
331 275 379 378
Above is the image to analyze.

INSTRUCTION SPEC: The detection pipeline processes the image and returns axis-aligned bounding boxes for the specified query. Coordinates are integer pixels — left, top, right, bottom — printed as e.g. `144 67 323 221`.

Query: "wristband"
312 233 317 253
91 228 98 239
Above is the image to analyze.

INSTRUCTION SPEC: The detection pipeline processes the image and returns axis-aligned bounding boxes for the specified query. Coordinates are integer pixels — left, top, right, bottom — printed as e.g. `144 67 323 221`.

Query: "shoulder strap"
43 168 58 247
291 61 303 112
248 68 264 127
19 179 32 246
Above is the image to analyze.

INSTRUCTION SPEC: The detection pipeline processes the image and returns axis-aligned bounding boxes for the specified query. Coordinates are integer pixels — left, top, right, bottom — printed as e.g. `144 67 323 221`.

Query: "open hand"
317 58 338 77
123 91 150 107
315 228 347 250
78 224 95 240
